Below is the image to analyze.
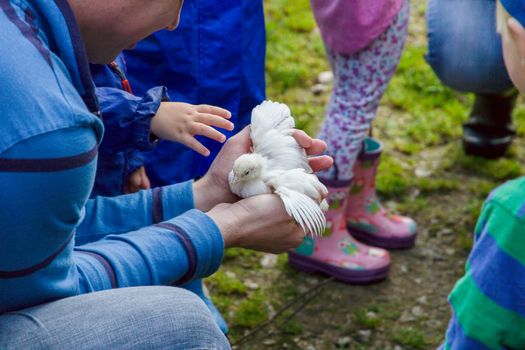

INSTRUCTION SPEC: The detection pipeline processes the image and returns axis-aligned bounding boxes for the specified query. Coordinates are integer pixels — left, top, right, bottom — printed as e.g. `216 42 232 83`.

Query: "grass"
390 327 428 349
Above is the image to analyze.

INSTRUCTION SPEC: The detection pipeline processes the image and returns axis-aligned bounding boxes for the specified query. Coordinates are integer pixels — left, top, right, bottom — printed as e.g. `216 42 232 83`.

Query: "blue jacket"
124 0 266 186
90 56 168 196
0 0 224 314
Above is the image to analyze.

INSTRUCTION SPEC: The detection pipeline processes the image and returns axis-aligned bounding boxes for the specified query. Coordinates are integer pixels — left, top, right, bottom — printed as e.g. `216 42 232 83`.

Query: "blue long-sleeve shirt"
0 0 224 314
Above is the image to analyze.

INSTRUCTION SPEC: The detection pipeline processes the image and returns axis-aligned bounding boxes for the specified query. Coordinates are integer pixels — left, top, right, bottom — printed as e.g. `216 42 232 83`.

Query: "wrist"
192 177 222 212
149 102 165 138
206 203 244 248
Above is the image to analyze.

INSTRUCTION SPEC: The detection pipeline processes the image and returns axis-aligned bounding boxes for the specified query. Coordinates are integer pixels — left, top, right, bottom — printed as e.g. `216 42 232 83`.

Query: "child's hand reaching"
150 102 234 156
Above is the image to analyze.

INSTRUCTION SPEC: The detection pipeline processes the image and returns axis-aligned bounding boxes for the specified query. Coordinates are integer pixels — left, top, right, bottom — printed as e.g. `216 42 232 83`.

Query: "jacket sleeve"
0 127 224 313
96 86 169 154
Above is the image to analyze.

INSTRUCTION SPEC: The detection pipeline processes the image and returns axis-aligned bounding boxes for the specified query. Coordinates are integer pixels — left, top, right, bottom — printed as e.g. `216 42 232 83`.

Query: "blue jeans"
426 0 514 94
0 287 231 350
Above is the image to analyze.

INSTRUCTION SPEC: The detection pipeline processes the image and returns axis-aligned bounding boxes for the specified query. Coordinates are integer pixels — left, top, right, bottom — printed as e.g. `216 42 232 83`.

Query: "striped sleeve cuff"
74 209 224 290
161 209 224 281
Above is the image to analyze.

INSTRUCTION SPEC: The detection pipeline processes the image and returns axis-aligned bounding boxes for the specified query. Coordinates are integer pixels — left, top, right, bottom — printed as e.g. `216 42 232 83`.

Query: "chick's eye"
244 171 250 176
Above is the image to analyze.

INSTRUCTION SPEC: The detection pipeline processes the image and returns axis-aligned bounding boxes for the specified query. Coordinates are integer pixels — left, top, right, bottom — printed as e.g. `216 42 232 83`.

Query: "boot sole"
347 226 417 250
288 252 389 285
462 138 511 159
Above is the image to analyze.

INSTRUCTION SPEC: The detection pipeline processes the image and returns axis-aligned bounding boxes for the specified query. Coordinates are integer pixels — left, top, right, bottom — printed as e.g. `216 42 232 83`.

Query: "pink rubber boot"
288 180 390 284
346 138 417 249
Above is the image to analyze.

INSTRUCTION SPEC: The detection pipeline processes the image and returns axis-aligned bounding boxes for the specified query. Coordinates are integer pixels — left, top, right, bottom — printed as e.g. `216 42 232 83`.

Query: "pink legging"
317 0 409 181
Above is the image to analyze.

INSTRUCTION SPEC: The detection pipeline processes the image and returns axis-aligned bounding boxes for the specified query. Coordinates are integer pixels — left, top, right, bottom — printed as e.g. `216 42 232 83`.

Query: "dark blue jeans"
426 0 514 94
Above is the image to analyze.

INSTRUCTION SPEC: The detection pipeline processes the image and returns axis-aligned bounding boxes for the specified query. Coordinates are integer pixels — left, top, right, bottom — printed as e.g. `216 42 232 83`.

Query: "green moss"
377 154 411 197
378 46 469 154
282 319 304 335
415 177 460 194
265 0 328 94
513 102 525 136
355 309 382 329
467 179 498 199
210 294 234 313
232 292 269 328
390 327 428 349
224 248 258 261
455 227 474 252
458 154 523 181
396 197 429 214
206 270 246 295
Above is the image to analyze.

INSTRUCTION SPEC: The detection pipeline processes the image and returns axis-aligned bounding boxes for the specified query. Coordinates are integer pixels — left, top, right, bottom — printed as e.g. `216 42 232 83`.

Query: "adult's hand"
206 194 304 253
193 126 333 212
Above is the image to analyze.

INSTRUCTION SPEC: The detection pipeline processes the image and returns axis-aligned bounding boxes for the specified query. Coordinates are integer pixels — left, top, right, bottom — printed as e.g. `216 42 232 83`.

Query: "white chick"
228 100 328 236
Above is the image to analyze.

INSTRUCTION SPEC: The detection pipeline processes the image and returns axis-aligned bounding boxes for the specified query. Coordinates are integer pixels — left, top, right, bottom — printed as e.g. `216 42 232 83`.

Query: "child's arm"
96 86 168 153
150 102 234 156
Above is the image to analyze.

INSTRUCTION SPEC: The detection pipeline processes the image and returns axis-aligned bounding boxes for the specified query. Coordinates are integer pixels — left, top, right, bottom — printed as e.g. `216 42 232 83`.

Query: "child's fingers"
192 123 227 143
125 171 142 194
196 104 232 119
139 167 151 190
195 113 234 131
182 136 211 156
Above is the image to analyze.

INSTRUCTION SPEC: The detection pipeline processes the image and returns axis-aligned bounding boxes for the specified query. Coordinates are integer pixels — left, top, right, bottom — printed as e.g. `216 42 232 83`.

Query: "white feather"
228 100 328 236
275 186 326 236
251 101 311 173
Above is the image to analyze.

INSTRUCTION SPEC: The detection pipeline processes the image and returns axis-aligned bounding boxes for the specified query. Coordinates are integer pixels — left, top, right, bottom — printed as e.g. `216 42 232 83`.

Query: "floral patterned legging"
317 0 410 182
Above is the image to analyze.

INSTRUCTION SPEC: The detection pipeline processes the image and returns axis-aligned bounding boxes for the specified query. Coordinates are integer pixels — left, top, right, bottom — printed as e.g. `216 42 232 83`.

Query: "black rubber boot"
462 92 517 159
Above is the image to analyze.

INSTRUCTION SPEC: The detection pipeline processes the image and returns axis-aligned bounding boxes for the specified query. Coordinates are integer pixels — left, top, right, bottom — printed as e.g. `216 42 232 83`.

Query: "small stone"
445 248 455 256
399 265 408 274
385 200 397 211
298 285 309 293
305 276 318 285
433 254 446 262
439 228 453 236
311 84 327 95
356 330 372 343
244 279 259 290
414 278 422 285
415 167 432 178
267 303 276 318
305 346 316 350
399 310 415 323
416 295 428 305
411 306 424 317
225 271 236 278
317 71 334 84
366 311 378 319
260 254 278 268
263 339 276 346
425 319 443 328
394 346 403 350
337 336 351 347
419 248 435 259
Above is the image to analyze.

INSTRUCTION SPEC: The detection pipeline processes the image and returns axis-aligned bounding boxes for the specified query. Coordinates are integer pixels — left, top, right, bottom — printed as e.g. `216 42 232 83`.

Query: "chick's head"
232 153 267 182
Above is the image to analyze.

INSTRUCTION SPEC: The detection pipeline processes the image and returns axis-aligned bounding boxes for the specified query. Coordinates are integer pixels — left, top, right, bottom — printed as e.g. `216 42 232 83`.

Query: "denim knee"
426 0 514 93
0 286 231 350
156 287 231 349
